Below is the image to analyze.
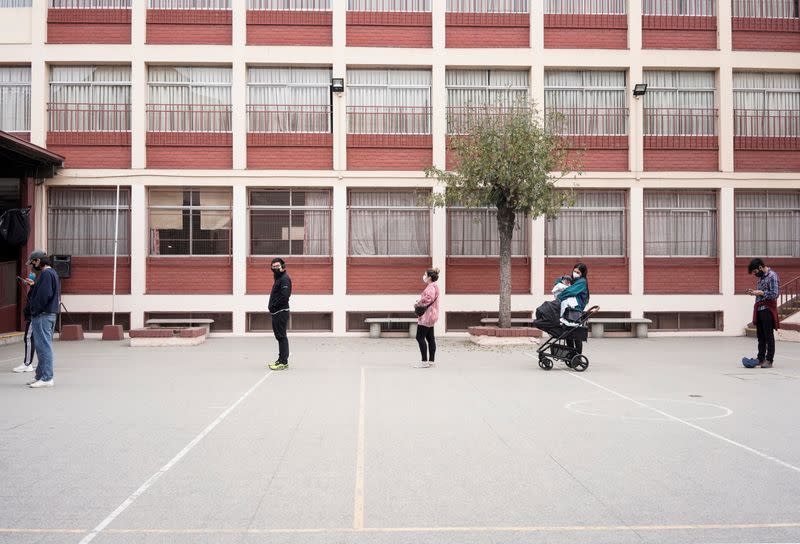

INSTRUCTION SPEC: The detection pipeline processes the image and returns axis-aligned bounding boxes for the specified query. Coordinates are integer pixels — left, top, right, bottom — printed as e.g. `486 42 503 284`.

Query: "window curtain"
735 191 800 257
0 67 31 132
348 0 430 11
642 0 714 15
349 191 429 256
49 66 131 131
643 71 716 135
149 0 231 9
48 188 131 256
198 191 232 230
0 0 32 6
544 70 627 135
733 72 800 137
50 1 131 7
544 0 626 14
446 69 529 132
248 0 330 9
247 67 331 133
644 191 717 256
148 66 231 132
732 0 798 18
347 69 431 134
446 0 528 12
448 208 528 256
546 191 626 256
303 190 330 255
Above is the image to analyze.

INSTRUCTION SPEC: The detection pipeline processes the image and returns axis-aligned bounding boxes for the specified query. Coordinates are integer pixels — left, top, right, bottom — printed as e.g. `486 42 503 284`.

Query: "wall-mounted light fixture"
331 78 345 93
632 83 648 97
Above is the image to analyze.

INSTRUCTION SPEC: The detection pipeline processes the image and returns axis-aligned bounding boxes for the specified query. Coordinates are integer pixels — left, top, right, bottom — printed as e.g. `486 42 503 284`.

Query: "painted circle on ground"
564 398 733 421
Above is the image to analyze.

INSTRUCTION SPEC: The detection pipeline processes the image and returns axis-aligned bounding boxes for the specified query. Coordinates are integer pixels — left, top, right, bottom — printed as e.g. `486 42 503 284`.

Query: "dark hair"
271 257 285 268
426 267 440 282
748 258 765 273
573 262 590 297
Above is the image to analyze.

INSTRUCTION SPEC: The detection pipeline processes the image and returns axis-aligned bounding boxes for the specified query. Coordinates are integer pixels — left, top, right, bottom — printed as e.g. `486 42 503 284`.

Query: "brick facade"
146 256 232 294
644 138 719 171
735 257 800 294
445 257 531 294
544 257 630 294
644 258 720 294
47 8 131 44
247 133 332 170
47 132 131 169
734 140 800 172
347 11 432 48
642 16 717 49
347 134 433 171
60 256 132 295
544 15 628 49
347 257 432 294
246 256 333 294
445 13 529 48
732 18 800 51
146 132 232 169
246 10 332 46
146 9 232 45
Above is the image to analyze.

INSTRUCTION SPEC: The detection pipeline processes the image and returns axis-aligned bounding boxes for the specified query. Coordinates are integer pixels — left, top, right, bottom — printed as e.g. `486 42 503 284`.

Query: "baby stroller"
533 302 599 372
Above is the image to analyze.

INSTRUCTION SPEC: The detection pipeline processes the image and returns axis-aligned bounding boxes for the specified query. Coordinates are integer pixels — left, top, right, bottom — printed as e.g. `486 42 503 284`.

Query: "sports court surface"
1 335 799 544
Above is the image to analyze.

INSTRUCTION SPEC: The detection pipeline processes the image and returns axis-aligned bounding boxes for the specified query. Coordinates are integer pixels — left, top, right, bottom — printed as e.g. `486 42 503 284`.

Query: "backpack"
0 208 31 246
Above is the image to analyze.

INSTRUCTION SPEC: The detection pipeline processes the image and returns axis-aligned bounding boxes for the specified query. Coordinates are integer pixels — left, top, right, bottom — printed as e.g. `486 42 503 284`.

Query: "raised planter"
129 326 207 347
101 324 125 341
60 324 85 341
467 326 541 346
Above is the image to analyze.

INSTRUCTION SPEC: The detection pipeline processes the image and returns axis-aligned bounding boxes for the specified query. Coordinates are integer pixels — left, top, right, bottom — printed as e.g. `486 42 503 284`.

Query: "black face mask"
272 268 283 278
755 270 765 278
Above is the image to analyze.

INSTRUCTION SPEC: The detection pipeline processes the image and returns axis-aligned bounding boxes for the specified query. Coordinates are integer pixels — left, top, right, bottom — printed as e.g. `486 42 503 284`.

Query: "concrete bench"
145 318 214 333
129 326 208 347
480 318 535 326
588 318 652 338
364 318 418 339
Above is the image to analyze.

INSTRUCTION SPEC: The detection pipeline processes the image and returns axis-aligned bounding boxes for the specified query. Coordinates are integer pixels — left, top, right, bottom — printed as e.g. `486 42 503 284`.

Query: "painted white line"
565 398 733 422
561 368 800 475
353 367 366 530
77 371 274 544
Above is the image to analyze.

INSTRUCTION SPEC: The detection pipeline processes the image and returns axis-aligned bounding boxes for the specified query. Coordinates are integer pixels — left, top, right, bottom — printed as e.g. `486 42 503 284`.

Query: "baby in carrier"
552 275 581 326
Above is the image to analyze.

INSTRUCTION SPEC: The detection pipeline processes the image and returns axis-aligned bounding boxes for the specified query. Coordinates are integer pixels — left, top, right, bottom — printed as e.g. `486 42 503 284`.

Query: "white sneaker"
28 379 54 388
26 379 38 385
12 364 34 373
411 361 431 368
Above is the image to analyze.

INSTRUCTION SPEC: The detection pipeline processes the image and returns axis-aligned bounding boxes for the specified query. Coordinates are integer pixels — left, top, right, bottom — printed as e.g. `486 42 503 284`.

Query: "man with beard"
268 258 292 371
25 250 60 388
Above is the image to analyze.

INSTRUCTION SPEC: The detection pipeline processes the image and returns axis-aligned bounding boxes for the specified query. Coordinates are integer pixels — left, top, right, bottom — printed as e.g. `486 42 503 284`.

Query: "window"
347 69 431 135
447 0 528 12
644 191 717 257
643 71 716 136
348 190 430 256
56 313 131 332
644 311 722 331
643 0 714 15
348 0 430 10
148 189 232 256
248 0 330 9
50 1 131 7
347 311 415 332
733 0 798 18
147 66 232 133
0 0 32 6
544 70 627 136
249 189 331 256
148 0 231 8
545 0 625 14
48 188 131 256
49 66 131 132
735 191 800 257
733 72 800 137
446 69 529 134
0 67 30 132
447 206 528 256
144 312 233 332
247 312 332 332
546 191 626 257
247 67 331 134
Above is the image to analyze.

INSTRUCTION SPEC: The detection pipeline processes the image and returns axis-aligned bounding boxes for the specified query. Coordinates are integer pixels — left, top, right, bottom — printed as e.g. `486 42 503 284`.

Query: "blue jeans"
32 313 56 382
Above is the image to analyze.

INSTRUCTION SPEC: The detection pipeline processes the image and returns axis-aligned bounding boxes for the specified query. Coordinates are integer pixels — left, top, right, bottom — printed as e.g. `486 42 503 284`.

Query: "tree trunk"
497 206 515 329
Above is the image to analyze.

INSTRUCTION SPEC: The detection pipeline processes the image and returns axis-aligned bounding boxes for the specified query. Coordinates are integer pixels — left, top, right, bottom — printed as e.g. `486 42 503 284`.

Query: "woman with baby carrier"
553 263 590 353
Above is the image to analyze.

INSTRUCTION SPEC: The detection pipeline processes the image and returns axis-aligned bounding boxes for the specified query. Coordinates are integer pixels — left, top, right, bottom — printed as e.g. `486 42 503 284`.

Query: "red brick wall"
644 258 719 294
735 257 800 294
247 10 332 46
445 13 530 48
347 257 431 294
247 133 332 170
347 11 432 48
732 18 800 51
568 149 629 172
60 256 131 295
146 9 231 45
347 134 432 171
48 9 131 44
146 133 232 169
644 149 719 172
642 16 716 49
9 132 30 142
246 256 333 294
544 14 627 49
545 257 629 294
445 257 531 294
47 132 131 169
734 149 800 172
146 256 232 294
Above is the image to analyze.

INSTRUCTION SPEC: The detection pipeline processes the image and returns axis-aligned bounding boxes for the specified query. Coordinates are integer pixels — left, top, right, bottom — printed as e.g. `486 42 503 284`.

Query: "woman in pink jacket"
413 267 440 368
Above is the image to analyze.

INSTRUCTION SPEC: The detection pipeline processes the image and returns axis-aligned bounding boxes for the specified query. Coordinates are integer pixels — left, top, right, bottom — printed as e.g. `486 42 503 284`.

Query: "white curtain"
735 191 800 257
347 69 431 134
348 0 430 10
149 0 230 8
49 66 131 131
148 66 231 132
644 191 717 256
303 190 330 255
734 72 800 137
0 0 32 6
248 0 330 9
50 0 131 7
448 208 528 256
0 67 30 132
643 71 716 135
643 0 714 15
545 70 627 135
546 191 626 256
349 191 430 256
247 67 331 133
48 188 131 256
733 0 798 18
446 69 529 133
545 0 625 14
446 0 528 12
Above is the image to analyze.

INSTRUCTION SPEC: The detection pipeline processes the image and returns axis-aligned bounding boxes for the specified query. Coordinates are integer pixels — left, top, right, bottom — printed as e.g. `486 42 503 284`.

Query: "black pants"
756 309 775 363
566 337 583 355
271 311 290 364
23 319 35 366
416 325 436 362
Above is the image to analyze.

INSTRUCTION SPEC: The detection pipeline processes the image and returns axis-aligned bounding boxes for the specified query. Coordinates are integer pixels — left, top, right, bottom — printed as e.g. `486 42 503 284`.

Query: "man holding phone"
25 250 60 388
747 258 780 369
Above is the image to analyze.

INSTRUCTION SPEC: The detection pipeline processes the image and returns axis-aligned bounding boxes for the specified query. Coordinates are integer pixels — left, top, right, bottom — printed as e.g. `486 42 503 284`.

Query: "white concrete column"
530 0 543 53
718 0 732 52
129 183 147 328
629 65 644 175
531 64 544 118
431 186 447 336
432 0 445 50
232 59 247 171
718 65 734 172
31 0 46 46
331 183 348 333
530 216 545 298
628 0 642 53
431 63 447 170
131 0 146 46
332 1 347 171
629 186 645 303
29 58 46 148
231 0 246 48
719 187 735 296
231 184 247 334
131 60 147 169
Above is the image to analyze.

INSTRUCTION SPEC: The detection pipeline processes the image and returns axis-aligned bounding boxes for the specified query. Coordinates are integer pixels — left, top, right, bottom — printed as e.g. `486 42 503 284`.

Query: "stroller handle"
585 305 600 315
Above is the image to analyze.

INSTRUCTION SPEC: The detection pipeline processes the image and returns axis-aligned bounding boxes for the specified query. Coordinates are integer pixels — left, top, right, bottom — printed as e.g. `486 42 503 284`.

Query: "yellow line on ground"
353 366 366 530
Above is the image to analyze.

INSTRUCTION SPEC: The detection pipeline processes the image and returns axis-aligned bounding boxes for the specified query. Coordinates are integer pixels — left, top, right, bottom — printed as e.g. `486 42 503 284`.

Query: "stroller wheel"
570 354 589 372
539 358 553 371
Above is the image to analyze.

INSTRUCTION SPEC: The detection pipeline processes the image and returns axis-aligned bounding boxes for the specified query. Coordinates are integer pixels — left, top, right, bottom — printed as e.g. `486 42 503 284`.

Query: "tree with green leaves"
426 103 579 329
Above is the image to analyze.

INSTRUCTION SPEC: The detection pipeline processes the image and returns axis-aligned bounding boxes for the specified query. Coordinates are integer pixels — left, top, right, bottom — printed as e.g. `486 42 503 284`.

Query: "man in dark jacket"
25 250 60 388
268 258 292 370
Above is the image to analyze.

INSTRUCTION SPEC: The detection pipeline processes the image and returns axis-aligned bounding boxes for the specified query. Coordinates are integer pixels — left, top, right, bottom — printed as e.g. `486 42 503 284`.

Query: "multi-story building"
0 0 798 337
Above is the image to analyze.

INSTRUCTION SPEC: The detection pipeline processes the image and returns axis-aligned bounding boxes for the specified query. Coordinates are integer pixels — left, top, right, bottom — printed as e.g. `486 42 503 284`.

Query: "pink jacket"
416 282 440 327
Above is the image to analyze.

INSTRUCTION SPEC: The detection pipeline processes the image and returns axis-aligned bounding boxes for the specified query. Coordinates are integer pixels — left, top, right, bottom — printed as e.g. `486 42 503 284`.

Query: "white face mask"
573 272 581 279
422 274 428 283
